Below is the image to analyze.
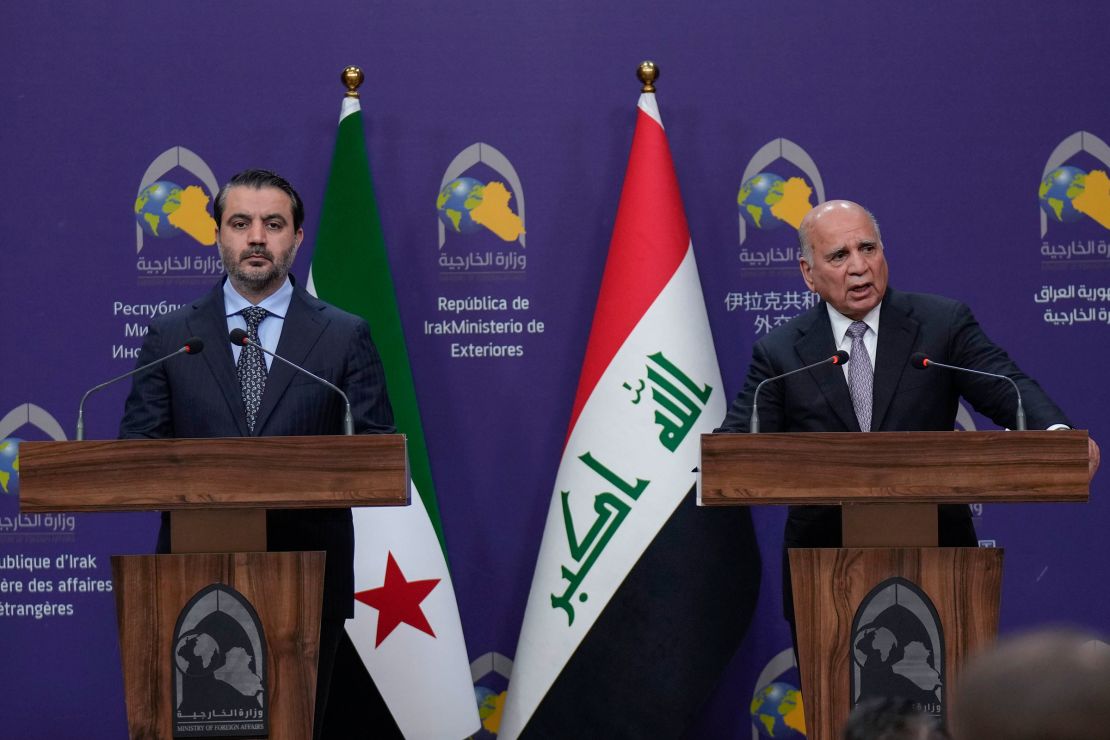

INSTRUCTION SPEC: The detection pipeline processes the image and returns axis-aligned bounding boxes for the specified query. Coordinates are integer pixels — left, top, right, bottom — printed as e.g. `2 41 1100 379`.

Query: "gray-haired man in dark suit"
717 200 1099 639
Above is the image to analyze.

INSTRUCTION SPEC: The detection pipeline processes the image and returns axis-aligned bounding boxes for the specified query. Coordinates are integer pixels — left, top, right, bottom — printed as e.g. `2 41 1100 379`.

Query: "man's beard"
221 246 294 292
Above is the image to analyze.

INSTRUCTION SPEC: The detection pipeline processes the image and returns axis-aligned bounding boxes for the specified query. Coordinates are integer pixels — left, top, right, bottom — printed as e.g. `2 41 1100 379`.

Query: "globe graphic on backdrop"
134 180 185 238
750 681 805 738
1039 165 1088 224
471 685 501 740
738 172 788 230
436 177 486 234
0 439 20 496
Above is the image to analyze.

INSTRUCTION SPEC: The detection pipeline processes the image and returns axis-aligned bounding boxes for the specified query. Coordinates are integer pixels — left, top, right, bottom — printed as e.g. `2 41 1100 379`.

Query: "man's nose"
247 220 267 244
846 249 867 274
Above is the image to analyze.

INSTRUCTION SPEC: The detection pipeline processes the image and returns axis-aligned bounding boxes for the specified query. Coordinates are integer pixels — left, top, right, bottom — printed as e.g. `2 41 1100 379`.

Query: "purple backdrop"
2 2 1108 737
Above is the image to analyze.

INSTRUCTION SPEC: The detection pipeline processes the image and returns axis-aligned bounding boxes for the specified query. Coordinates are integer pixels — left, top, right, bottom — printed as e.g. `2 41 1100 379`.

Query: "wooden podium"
20 434 409 739
700 430 1089 739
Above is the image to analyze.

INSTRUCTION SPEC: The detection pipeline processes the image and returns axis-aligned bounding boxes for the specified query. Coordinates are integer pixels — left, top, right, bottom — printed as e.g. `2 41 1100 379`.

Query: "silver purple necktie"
237 306 269 433
846 321 873 432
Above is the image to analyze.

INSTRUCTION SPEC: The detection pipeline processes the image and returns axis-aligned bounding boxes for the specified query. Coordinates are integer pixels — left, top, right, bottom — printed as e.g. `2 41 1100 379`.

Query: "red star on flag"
354 552 441 647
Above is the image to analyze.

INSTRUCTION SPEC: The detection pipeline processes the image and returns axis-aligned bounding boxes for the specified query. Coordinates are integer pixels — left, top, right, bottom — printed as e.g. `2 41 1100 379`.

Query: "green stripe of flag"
311 102 446 551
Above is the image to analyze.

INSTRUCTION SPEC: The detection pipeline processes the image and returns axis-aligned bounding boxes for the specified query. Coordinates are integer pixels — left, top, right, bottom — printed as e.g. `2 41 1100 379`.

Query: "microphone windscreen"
183 336 205 354
910 352 929 369
229 328 249 346
832 350 850 365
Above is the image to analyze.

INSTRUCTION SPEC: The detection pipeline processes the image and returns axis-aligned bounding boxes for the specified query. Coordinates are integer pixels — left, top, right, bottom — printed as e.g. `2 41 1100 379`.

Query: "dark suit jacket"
717 288 1070 619
119 278 395 620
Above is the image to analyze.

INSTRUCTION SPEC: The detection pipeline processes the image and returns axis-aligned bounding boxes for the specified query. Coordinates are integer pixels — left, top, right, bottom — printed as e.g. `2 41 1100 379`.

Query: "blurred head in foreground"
949 628 1110 740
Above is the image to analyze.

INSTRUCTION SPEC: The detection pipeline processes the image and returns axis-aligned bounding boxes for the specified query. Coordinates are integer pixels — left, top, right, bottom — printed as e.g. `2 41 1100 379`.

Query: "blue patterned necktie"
238 306 269 433
846 321 873 432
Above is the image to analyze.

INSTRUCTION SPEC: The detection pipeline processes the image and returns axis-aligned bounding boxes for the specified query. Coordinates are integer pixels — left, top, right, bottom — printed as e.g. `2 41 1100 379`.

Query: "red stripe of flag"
565 104 691 443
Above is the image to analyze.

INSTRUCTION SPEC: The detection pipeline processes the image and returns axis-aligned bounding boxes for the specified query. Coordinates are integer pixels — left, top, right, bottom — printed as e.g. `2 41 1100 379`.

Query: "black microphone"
750 350 849 433
910 352 1026 431
77 336 204 440
229 329 354 435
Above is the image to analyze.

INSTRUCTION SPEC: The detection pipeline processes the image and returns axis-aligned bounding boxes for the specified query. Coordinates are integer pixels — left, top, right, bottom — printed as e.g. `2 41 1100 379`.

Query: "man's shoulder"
292 287 367 330
146 284 222 327
886 288 969 318
754 300 825 348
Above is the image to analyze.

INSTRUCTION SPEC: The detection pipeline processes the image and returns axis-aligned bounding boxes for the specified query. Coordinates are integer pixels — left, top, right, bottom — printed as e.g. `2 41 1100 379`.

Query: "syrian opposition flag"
500 86 761 738
308 91 480 739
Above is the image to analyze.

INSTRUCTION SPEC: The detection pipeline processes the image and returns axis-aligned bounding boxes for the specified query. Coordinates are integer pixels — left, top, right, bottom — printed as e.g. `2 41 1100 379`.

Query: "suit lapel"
187 281 250 436
794 304 860 432
252 287 328 435
871 289 919 431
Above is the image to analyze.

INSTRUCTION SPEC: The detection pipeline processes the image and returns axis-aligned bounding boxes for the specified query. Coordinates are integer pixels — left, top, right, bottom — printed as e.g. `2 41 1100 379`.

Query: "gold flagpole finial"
341 66 364 98
637 61 658 93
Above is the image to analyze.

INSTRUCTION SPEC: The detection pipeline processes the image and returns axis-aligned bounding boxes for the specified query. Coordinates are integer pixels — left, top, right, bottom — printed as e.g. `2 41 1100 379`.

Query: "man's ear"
799 259 815 292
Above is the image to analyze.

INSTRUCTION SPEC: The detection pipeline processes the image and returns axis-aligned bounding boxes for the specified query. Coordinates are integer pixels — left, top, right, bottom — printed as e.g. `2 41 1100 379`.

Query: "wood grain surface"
700 430 1088 505
21 435 409 512
112 552 324 740
789 547 1002 740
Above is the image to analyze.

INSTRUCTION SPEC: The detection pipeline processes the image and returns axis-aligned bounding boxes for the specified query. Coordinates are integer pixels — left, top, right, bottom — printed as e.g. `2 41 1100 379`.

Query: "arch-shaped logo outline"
749 646 803 740
850 576 945 715
470 651 513 736
136 146 219 254
0 403 67 441
1040 131 1110 237
739 138 826 245
0 404 66 495
438 143 526 249
469 650 513 684
172 583 269 732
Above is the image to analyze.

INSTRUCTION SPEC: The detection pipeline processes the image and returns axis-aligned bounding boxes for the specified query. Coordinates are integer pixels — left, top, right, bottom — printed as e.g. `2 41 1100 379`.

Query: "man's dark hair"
213 168 305 232
843 697 948 740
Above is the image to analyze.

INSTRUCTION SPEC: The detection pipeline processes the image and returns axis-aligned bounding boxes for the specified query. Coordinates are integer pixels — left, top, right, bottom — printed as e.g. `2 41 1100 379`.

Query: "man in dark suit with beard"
119 169 394 739
716 199 1100 639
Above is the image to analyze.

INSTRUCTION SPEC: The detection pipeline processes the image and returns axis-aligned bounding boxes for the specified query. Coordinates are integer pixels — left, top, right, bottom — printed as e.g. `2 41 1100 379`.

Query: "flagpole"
637 59 658 92
311 65 480 740
501 59 760 740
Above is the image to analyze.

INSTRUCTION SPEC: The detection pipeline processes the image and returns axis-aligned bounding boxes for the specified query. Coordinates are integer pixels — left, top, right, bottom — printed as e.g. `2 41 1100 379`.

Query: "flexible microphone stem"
76 338 204 440
230 331 354 435
750 351 850 433
912 355 1026 430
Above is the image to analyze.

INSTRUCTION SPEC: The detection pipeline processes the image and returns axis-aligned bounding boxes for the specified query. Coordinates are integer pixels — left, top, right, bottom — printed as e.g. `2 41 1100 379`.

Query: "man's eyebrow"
226 212 288 223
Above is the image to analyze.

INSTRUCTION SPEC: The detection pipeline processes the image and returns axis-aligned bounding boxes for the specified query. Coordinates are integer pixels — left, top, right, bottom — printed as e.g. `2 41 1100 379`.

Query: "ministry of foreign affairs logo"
851 577 945 721
172 584 268 737
737 138 825 248
0 403 68 498
1038 131 1110 238
436 142 526 275
134 146 224 283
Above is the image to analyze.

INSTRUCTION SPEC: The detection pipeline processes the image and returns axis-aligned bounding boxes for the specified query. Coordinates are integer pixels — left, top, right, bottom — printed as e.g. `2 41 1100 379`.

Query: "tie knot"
240 306 268 330
847 321 868 340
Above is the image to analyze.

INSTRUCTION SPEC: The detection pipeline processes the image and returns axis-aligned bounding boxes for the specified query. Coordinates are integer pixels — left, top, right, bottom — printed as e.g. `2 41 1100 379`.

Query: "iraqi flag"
500 82 761 738
308 88 480 739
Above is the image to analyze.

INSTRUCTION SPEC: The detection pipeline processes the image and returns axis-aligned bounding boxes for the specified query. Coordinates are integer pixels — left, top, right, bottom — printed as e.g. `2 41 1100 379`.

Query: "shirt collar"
223 276 294 319
826 300 882 342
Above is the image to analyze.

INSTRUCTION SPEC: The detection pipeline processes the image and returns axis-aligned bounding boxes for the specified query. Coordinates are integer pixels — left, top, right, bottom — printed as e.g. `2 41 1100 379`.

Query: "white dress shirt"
223 277 294 370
